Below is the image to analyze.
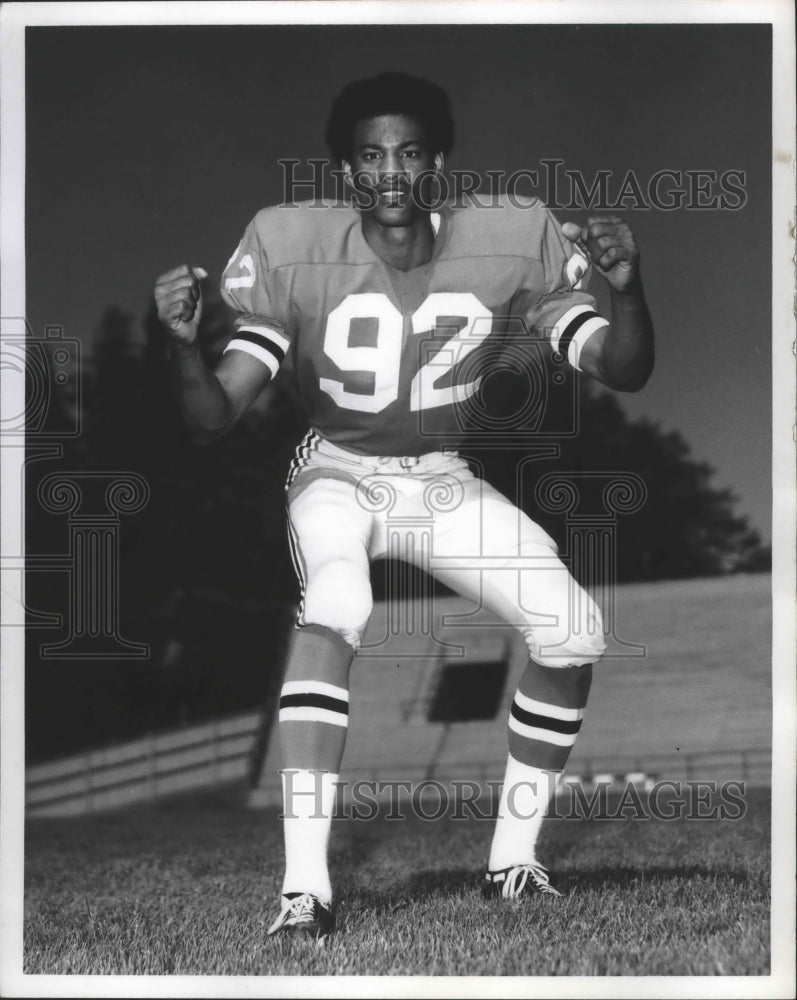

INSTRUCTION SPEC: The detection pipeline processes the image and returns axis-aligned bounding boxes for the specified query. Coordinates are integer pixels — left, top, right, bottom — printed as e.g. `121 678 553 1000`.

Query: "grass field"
25 784 770 977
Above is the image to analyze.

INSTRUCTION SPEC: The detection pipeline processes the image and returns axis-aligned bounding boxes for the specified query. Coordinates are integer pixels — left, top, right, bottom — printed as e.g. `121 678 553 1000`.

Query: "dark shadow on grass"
341 867 477 916
551 864 766 893
335 862 765 918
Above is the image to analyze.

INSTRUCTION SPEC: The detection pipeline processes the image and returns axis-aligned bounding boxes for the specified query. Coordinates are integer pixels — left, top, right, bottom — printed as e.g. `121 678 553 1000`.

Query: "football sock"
488 660 592 870
278 624 355 904
280 769 338 906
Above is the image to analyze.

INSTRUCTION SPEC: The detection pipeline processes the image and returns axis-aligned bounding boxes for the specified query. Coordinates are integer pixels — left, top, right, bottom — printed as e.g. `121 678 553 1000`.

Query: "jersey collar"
354 208 451 272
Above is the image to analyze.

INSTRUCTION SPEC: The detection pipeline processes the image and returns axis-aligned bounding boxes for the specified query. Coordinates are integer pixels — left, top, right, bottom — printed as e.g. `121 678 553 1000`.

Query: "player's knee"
521 601 606 669
303 559 373 649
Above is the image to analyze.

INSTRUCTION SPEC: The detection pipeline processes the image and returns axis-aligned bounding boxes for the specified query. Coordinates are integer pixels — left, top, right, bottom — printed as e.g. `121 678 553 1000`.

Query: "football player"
154 72 654 942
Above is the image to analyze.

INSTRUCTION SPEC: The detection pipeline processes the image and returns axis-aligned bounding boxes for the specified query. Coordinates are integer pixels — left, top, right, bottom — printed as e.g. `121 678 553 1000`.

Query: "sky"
24 21 773 538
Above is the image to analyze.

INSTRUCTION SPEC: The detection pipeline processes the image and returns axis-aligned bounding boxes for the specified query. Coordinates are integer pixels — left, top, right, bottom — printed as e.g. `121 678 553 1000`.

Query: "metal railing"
27 713 771 818
249 745 772 807
337 746 772 787
26 712 261 817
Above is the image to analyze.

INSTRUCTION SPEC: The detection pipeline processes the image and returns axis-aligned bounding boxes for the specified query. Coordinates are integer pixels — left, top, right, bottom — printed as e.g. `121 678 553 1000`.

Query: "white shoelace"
502 863 560 898
267 892 318 934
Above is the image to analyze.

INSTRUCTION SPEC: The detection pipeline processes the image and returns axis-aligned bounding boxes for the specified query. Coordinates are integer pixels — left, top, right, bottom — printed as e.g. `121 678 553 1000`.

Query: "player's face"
344 114 443 227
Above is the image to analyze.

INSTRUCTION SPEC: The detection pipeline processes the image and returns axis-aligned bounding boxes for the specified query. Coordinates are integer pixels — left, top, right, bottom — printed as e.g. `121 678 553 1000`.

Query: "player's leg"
269 474 373 938
423 476 605 896
484 659 592 898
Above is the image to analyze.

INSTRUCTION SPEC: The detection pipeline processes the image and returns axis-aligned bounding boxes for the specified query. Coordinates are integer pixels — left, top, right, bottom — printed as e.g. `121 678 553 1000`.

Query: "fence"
335 746 772 788
25 712 771 817
26 712 261 817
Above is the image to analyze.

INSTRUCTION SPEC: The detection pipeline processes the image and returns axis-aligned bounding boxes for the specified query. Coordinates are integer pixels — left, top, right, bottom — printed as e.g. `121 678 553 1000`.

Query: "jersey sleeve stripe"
233 328 288 363
548 304 593 352
567 315 609 372
224 338 281 378
236 324 291 354
550 304 598 353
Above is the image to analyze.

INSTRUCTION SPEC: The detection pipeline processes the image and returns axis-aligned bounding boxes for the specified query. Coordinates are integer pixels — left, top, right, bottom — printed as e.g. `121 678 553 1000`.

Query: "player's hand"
561 216 640 293
154 265 208 345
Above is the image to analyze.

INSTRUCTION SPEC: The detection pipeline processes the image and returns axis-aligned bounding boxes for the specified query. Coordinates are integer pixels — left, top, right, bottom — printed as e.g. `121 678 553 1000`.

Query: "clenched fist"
154 265 208 345
561 216 640 294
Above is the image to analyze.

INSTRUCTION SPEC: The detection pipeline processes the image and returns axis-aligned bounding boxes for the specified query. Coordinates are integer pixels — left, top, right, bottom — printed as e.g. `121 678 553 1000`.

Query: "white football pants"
286 432 606 668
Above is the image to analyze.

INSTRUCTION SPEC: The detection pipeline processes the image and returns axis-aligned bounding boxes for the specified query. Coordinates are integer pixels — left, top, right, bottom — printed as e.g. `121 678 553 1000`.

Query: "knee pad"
302 559 373 650
521 598 606 669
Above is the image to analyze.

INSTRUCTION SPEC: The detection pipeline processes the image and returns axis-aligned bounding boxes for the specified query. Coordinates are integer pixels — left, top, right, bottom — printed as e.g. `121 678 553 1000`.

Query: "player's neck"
360 214 435 272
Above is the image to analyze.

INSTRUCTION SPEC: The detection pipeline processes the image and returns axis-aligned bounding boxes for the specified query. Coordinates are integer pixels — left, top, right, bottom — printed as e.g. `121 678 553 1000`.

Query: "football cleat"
482 862 563 900
267 892 334 942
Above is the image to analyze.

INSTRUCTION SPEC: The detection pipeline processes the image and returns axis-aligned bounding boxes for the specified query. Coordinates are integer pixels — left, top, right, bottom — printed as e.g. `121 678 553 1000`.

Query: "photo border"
1 2 794 997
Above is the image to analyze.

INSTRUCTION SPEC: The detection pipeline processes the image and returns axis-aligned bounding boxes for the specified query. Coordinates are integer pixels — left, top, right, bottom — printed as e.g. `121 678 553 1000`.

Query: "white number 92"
319 292 493 414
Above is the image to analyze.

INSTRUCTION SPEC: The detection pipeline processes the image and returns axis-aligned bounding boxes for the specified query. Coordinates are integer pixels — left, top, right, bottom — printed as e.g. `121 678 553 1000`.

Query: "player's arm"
561 216 654 393
154 264 271 442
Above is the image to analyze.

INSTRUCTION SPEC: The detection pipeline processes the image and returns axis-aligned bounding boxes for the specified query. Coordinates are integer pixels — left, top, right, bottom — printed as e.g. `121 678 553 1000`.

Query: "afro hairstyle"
325 72 454 163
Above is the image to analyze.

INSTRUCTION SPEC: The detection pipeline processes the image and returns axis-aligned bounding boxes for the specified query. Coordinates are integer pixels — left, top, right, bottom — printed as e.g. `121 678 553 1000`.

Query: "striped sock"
489 660 592 870
278 624 354 904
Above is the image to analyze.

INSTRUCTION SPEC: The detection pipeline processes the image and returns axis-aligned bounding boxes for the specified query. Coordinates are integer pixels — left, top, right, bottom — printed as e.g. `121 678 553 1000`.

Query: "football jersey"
220 196 607 456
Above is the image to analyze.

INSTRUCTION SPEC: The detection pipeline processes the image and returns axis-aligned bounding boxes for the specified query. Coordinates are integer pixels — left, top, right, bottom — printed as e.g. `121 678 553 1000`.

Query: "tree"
561 386 769 579
473 372 769 582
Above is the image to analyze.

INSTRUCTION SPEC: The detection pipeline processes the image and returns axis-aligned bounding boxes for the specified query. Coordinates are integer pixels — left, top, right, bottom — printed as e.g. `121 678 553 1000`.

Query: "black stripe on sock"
511 701 582 735
235 329 286 365
280 692 349 716
557 310 599 359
